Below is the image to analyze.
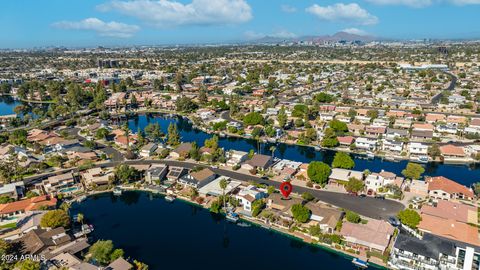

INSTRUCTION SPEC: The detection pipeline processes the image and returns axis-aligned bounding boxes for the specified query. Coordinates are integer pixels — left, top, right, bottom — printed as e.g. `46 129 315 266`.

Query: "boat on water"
165 195 176 202
113 187 122 196
237 222 251 228
76 195 87 203
352 258 368 269
314 146 322 151
416 155 429 164
366 152 375 159
226 212 239 223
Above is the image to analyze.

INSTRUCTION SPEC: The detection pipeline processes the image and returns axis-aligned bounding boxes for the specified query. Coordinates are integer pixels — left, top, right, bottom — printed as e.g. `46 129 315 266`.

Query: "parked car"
374 195 385 200
387 216 401 227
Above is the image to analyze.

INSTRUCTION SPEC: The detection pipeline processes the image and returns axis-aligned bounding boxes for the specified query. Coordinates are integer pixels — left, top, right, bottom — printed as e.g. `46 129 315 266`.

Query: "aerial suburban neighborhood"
2 0 480 270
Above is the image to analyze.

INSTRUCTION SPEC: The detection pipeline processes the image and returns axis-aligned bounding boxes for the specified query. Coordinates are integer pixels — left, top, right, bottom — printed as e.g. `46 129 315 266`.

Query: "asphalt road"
23 159 404 220
65 127 124 162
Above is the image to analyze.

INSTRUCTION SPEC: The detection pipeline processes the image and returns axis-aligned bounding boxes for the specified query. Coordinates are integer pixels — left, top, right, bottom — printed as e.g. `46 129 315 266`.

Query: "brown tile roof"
190 168 216 182
427 176 474 198
421 200 476 224
0 195 57 215
439 144 465 156
418 214 480 246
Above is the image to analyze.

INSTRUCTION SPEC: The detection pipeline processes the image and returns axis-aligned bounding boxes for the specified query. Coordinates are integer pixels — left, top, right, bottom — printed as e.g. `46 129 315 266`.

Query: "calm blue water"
72 191 375 270
126 113 480 186
0 96 23 115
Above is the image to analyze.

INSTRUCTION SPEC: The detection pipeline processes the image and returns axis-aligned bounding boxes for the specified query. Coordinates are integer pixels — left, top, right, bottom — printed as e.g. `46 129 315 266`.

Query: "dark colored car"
375 195 385 200
388 216 401 227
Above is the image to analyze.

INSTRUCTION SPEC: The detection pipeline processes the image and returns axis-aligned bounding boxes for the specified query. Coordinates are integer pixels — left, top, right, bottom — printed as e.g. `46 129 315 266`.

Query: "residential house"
226 150 249 167
389 232 478 270
198 177 241 197
306 202 344 234
145 164 168 184
418 214 480 247
439 144 468 162
382 139 404 153
408 142 428 156
179 168 217 189
340 219 394 253
241 154 273 171
140 143 157 158
0 195 57 219
0 181 25 199
82 167 114 187
427 176 474 202
337 136 355 146
166 166 188 182
355 137 378 151
235 185 267 212
170 143 193 159
37 173 77 195
329 168 363 184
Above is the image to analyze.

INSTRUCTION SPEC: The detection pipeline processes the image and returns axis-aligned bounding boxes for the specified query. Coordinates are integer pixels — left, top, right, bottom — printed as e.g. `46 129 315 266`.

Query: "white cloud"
341 28 369 36
244 30 297 40
281 4 297 13
97 0 252 27
52 18 140 38
306 3 378 25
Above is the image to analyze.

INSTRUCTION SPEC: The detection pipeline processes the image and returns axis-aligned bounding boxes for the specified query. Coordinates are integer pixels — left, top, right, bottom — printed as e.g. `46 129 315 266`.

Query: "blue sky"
2 0 480 48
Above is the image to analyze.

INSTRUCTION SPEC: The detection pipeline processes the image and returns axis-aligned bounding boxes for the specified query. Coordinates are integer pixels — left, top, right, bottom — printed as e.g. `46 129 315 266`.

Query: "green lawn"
0 222 17 229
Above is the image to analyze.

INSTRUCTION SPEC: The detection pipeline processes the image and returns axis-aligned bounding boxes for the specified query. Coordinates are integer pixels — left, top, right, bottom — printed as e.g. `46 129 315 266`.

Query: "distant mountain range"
248 31 380 44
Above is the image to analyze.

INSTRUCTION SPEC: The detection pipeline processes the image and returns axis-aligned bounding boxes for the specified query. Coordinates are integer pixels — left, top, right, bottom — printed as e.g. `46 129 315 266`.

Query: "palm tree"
269 146 277 159
219 178 228 211
77 213 84 225
122 122 130 150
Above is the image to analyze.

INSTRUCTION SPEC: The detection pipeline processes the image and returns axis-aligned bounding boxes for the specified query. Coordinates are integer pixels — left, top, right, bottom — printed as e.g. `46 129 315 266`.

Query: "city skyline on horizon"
3 0 480 48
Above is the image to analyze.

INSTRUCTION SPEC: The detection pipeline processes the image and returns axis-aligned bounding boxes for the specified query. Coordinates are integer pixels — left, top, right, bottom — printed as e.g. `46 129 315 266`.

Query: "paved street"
65 127 124 162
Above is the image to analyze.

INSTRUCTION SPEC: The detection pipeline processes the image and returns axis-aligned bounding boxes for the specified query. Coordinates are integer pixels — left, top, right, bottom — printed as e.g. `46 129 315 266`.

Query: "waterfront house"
426 176 474 202
226 150 249 167
389 232 476 270
166 166 188 182
328 168 363 185
37 172 77 195
0 195 57 220
140 143 158 158
417 214 480 246
340 219 394 253
266 193 303 227
179 168 217 189
235 185 267 212
337 136 355 146
0 181 25 200
439 144 468 163
198 177 241 197
170 143 193 159
382 139 404 153
82 167 114 187
420 200 477 225
408 142 428 156
355 137 377 151
145 164 168 184
107 257 133 270
385 128 409 140
241 154 273 171
411 129 434 140
365 126 386 137
305 202 344 234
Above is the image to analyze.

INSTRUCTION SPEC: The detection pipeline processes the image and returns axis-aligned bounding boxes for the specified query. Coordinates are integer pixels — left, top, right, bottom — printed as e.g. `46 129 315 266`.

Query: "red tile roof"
427 176 474 198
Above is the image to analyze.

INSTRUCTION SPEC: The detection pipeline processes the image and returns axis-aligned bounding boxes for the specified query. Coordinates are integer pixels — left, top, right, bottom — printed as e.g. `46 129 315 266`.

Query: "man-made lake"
0 96 23 115
127 113 480 186
72 191 378 270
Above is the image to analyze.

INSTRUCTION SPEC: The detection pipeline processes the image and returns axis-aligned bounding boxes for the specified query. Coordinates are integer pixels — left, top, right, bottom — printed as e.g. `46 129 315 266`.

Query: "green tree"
302 192 315 202
15 259 40 270
114 164 139 183
95 128 110 140
277 106 287 127
243 112 264 126
291 204 311 223
329 120 348 134
332 152 355 169
251 199 265 217
345 177 364 193
398 209 421 228
321 128 339 148
428 143 441 159
307 161 331 185
219 178 228 210
144 122 163 142
175 96 198 112
88 240 122 265
401 162 425 180
167 123 180 146
40 210 70 228
345 211 361 223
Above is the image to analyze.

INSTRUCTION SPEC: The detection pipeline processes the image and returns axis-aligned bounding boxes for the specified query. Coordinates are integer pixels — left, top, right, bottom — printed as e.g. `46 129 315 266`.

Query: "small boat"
237 222 251 228
113 188 122 196
314 146 321 151
226 212 239 223
417 155 429 164
76 195 87 203
165 195 176 202
267 138 277 143
366 152 375 159
352 258 369 269
219 132 226 137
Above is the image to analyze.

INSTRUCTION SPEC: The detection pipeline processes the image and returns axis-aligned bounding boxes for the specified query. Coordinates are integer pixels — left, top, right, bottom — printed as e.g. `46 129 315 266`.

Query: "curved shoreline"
75 189 387 269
